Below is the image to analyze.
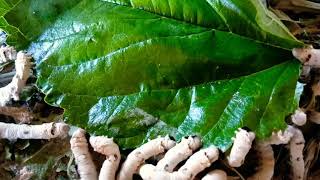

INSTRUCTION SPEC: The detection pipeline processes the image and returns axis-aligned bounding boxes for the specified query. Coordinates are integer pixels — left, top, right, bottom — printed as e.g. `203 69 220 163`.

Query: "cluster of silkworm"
70 131 224 180
68 127 305 180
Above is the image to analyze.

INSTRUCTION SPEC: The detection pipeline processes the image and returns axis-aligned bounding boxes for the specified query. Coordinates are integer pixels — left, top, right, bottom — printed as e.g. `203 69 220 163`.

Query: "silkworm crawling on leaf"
293 46 320 67
201 169 227 180
156 136 201 172
70 129 97 180
139 146 219 180
227 128 255 167
0 45 16 63
263 128 294 145
89 136 120 180
291 108 307 126
117 136 176 180
0 122 69 140
287 126 305 180
179 146 219 179
0 51 31 106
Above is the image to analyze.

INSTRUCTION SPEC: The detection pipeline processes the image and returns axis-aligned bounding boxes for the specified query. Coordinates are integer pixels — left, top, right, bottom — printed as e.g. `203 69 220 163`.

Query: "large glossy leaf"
1 0 302 151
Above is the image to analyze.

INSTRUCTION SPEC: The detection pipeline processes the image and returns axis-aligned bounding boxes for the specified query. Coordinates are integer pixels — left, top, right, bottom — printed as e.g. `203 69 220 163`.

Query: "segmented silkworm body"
156 136 201 172
139 146 219 180
0 122 69 140
139 164 186 180
0 46 16 63
288 126 305 180
293 46 320 67
89 136 120 180
70 129 97 180
0 51 31 106
227 128 255 167
179 146 219 179
264 128 293 145
117 136 176 180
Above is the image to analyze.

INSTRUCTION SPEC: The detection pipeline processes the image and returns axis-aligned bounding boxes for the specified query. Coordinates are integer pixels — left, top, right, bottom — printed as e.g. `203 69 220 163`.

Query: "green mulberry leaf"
0 0 302 151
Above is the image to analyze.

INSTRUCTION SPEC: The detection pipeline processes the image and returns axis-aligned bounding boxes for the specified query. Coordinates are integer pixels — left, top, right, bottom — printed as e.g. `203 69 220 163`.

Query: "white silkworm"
293 46 320 67
179 146 219 179
139 146 219 180
0 45 16 63
139 164 186 180
201 169 227 180
156 136 201 172
227 128 255 167
0 51 31 106
263 128 293 145
0 122 69 140
89 136 120 180
288 126 305 180
117 136 176 180
70 129 97 180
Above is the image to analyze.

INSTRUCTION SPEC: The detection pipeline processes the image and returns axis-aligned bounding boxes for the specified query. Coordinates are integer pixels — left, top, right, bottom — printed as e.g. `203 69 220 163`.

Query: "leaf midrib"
44 61 293 105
